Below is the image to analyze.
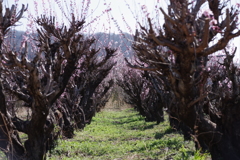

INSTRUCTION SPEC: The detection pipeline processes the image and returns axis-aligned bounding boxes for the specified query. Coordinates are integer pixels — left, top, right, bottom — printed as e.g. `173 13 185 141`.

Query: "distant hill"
93 32 134 57
5 30 134 58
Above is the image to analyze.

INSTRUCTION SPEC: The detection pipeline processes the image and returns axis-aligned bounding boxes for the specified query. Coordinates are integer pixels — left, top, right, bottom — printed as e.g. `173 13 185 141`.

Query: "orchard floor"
47 108 210 160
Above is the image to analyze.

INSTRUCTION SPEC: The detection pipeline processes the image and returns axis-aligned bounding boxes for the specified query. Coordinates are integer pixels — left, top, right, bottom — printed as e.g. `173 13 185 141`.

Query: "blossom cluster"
202 9 221 32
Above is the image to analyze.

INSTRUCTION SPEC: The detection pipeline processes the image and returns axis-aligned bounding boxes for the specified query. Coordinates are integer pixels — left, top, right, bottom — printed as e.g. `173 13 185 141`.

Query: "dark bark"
0 3 27 160
0 1 116 159
0 10 101 160
130 0 240 159
117 69 165 124
56 48 116 131
59 106 74 138
0 84 25 160
23 93 48 159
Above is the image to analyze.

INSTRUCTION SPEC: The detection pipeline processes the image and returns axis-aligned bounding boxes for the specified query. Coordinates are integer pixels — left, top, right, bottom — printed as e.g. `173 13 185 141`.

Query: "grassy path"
47 109 209 160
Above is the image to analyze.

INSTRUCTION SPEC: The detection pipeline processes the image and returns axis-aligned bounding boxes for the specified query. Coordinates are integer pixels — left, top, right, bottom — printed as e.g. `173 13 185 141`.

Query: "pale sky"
3 0 165 34
3 0 240 58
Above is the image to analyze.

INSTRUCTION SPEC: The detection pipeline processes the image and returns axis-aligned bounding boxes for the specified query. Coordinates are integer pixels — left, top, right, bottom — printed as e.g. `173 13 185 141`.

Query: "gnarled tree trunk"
130 0 240 159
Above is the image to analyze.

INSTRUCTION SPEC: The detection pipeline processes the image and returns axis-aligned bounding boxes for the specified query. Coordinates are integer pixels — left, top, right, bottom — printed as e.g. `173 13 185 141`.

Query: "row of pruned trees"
116 62 193 139
1 0 240 160
122 0 240 159
0 2 115 160
117 68 164 124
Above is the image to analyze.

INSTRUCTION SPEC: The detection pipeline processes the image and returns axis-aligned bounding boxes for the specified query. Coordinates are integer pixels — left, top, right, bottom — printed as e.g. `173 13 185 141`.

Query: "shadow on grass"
110 109 161 131
129 123 156 131
130 137 182 153
112 117 158 131
154 127 176 139
112 116 145 125
112 114 141 121
112 110 137 119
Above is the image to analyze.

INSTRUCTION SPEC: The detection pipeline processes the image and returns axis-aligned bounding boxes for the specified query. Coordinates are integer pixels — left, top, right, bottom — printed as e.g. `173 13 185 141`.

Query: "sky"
3 0 240 58
3 0 165 33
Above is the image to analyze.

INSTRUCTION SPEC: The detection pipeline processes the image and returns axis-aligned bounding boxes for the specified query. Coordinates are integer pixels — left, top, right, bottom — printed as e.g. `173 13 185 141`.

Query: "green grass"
47 108 210 160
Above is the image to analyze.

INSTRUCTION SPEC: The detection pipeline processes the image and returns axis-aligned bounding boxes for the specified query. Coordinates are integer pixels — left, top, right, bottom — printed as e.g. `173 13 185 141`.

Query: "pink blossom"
209 19 221 32
202 9 214 19
211 26 221 32
209 19 217 26
141 5 146 9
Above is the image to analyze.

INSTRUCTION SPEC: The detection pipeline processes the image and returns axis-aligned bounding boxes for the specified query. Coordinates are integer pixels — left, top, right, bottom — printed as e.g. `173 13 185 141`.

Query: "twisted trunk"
169 53 240 159
24 97 49 160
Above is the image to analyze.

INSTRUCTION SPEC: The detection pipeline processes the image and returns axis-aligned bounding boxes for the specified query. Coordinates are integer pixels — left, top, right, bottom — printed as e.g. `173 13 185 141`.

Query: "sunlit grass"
47 108 210 160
